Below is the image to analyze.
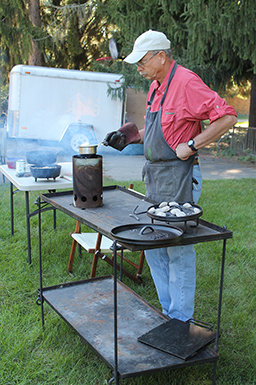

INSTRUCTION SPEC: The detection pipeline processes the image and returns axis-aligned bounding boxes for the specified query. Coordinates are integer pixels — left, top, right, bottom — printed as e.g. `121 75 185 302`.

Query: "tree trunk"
28 0 44 66
249 73 256 127
244 73 256 151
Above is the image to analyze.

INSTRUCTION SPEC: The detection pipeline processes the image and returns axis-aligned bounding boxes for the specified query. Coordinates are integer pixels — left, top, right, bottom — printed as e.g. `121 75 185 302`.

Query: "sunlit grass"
0 179 256 384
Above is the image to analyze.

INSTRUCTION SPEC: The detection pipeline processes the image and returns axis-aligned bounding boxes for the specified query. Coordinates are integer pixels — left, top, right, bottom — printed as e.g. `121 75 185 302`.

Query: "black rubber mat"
138 318 216 361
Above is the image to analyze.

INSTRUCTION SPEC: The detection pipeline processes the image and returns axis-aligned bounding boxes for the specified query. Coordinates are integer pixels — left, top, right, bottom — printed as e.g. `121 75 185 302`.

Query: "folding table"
0 164 72 263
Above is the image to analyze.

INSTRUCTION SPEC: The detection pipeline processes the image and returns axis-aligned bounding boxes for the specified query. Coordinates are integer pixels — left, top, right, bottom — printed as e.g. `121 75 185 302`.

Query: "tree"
28 0 44 66
181 0 256 127
92 0 183 93
1 0 256 129
0 0 110 104
0 0 32 107
97 0 256 127
0 0 33 82
39 0 109 70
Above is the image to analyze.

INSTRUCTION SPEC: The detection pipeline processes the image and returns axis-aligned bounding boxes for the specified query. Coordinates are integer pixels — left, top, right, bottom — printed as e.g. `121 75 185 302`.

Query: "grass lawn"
0 178 256 384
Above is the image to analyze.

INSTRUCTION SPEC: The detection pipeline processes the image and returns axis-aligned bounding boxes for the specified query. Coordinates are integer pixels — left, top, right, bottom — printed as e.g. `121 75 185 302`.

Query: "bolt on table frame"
37 186 233 384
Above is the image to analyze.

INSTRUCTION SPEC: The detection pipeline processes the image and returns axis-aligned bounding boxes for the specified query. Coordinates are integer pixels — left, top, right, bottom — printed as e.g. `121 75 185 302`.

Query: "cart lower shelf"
41 275 218 380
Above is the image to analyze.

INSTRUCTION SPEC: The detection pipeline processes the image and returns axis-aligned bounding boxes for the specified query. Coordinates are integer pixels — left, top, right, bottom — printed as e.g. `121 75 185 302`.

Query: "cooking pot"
26 148 58 166
147 203 203 223
30 164 61 181
78 143 98 155
111 224 183 247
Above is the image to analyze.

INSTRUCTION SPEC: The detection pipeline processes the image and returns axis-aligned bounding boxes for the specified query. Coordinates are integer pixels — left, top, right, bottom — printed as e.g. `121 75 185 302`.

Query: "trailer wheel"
70 132 89 153
61 124 97 154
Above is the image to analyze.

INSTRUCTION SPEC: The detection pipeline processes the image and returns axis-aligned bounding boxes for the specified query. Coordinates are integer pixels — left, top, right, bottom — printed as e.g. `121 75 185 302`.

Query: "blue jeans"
145 163 202 321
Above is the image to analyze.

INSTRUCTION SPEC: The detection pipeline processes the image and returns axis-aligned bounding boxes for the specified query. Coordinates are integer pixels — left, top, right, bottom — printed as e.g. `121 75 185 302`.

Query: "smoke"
97 144 144 156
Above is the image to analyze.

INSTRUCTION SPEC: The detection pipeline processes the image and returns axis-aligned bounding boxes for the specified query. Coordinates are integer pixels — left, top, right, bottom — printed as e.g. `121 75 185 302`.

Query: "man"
103 30 237 322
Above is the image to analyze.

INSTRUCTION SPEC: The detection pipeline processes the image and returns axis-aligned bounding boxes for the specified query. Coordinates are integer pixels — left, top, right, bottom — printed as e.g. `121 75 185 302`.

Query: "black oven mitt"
102 122 141 151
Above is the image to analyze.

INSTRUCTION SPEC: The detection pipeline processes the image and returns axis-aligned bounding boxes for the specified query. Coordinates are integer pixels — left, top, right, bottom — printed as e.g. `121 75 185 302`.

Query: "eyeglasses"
135 52 159 68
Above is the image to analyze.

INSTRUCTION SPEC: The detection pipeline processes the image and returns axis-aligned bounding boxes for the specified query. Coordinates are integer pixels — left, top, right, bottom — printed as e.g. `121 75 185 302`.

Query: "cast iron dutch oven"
111 223 183 247
26 148 58 166
30 164 61 181
146 203 203 223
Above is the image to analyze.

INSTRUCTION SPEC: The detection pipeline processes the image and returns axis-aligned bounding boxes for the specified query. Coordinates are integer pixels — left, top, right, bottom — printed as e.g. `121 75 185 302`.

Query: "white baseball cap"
124 30 171 64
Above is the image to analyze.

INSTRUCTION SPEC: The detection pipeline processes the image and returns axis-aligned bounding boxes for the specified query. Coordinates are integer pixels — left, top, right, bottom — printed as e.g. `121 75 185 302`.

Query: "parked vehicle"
6 65 125 154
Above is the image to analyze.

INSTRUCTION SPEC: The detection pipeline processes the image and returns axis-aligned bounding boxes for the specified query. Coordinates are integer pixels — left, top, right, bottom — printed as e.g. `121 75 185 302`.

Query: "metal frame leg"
25 191 32 264
48 190 57 230
10 183 31 264
10 182 14 235
36 195 44 328
119 248 124 281
113 241 119 384
212 238 227 384
53 208 56 229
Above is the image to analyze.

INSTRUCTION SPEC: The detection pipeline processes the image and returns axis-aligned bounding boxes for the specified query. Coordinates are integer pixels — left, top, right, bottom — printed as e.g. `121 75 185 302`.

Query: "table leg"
90 233 102 278
212 238 226 385
113 241 119 385
25 191 32 264
10 182 14 235
48 190 57 230
68 221 81 272
53 208 56 229
119 248 123 281
37 195 45 328
136 251 145 280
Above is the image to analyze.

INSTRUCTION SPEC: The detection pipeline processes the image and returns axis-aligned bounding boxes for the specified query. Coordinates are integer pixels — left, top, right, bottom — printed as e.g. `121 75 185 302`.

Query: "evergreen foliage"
181 0 256 125
0 0 110 101
183 0 255 85
0 0 256 122
38 0 109 70
97 0 255 88
92 58 151 98
95 0 256 122
0 0 33 87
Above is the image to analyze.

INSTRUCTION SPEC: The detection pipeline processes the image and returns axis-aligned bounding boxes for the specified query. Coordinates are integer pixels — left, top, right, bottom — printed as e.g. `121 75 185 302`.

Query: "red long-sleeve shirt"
146 61 237 150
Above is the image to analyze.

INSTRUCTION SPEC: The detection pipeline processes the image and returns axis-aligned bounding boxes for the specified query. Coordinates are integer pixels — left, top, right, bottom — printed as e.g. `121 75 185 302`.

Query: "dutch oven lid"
111 223 183 246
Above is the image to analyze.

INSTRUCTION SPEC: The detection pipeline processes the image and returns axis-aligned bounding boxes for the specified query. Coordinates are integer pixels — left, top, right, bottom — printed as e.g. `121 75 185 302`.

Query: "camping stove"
72 144 103 208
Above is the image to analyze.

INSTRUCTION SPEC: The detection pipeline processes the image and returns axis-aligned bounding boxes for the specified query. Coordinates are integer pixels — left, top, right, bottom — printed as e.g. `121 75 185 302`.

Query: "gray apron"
142 62 196 203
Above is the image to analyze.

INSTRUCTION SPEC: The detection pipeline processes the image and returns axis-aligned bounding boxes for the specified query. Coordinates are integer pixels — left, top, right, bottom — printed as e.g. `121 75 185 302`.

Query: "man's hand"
102 131 127 151
176 142 194 160
176 114 237 159
102 122 140 151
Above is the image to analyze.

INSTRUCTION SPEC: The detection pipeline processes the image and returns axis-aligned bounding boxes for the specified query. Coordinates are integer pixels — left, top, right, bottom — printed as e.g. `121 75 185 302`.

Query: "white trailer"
7 65 125 153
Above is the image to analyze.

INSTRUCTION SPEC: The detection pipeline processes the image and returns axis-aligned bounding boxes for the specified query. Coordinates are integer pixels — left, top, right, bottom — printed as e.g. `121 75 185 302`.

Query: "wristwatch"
187 139 198 152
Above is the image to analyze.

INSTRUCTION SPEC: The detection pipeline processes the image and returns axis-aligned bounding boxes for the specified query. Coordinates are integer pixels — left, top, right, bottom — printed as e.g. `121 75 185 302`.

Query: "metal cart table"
37 185 232 384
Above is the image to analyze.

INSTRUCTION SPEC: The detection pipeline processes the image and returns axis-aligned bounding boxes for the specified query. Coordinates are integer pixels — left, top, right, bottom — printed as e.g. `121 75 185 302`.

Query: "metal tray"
147 202 203 223
41 275 219 379
40 186 233 251
111 223 183 246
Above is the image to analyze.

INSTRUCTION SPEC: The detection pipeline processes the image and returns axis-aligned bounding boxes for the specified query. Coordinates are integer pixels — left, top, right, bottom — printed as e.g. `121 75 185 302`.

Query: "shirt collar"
153 60 176 93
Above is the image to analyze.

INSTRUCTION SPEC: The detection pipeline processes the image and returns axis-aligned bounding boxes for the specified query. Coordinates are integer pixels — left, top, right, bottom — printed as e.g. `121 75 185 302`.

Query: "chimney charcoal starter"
73 144 103 208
